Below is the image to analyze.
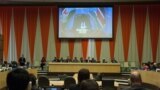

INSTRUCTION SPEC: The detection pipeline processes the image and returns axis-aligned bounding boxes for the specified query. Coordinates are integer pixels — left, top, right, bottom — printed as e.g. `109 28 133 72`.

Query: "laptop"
45 87 62 90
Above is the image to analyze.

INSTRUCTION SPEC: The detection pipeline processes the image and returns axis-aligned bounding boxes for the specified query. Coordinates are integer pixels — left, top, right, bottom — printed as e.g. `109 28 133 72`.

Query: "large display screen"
58 7 113 38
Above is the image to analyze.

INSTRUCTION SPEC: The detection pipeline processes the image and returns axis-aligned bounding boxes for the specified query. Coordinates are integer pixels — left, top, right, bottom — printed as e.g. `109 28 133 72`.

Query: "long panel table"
48 63 121 73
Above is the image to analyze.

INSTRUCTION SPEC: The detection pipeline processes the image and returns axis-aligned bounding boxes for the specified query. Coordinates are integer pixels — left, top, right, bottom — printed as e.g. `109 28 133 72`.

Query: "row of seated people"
40 56 99 70
40 56 118 70
52 57 97 63
0 54 29 67
141 61 160 71
0 61 30 71
5 67 154 90
51 57 118 63
6 68 100 90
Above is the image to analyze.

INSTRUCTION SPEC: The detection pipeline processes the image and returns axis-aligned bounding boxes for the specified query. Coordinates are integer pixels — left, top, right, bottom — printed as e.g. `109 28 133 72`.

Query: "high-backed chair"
123 62 130 72
130 61 136 70
102 79 116 90
64 76 76 89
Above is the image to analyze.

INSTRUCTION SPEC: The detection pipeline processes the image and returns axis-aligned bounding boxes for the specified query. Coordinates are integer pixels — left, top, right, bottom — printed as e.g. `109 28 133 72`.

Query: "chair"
64 76 76 89
102 79 116 90
130 61 136 70
38 76 49 89
119 61 124 72
95 73 102 81
123 62 130 72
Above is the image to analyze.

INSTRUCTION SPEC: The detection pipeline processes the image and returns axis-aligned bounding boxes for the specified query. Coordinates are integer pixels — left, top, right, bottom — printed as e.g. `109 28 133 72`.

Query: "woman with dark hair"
40 57 46 70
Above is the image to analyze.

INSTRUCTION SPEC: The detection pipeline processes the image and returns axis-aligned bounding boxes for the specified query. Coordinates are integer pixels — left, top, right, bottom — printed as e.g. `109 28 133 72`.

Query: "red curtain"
134 5 147 64
82 39 88 59
69 40 75 59
0 7 12 61
13 7 25 60
53 6 61 58
120 5 133 61
39 6 51 58
148 5 160 62
26 7 38 64
109 5 119 60
95 39 102 61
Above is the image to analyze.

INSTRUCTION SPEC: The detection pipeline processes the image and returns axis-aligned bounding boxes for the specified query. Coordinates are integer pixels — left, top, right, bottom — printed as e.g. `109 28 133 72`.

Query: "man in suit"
91 58 96 63
123 71 151 90
70 68 90 90
19 54 26 66
111 58 118 63
73 57 79 62
80 79 99 90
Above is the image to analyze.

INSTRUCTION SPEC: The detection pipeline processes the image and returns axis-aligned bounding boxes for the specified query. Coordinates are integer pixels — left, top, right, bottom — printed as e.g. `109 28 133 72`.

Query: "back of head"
80 79 99 90
29 73 37 86
78 68 90 83
7 68 30 90
130 71 142 86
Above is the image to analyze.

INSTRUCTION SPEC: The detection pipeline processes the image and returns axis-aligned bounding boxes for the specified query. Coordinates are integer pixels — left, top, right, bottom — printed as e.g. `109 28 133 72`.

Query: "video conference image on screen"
59 7 113 38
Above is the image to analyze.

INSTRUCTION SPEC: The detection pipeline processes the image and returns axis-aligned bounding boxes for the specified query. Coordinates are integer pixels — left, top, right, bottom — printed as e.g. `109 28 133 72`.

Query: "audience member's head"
4 61 8 64
80 79 99 90
78 68 90 84
29 73 38 90
29 73 37 87
11 61 18 68
7 68 30 90
130 71 142 86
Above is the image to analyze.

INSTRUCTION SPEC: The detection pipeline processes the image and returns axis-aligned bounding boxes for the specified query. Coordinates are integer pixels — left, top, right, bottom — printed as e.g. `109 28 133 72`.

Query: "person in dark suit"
19 54 26 66
40 57 46 70
66 56 72 62
80 57 84 63
70 68 90 90
84 57 91 63
52 57 58 62
102 59 107 63
91 58 96 63
2 61 9 67
60 57 64 62
7 68 30 90
111 58 118 63
73 57 79 62
80 79 99 90
122 71 151 90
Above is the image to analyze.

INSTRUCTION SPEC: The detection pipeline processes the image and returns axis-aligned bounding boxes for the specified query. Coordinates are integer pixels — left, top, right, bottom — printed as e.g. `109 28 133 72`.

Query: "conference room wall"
0 5 159 66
